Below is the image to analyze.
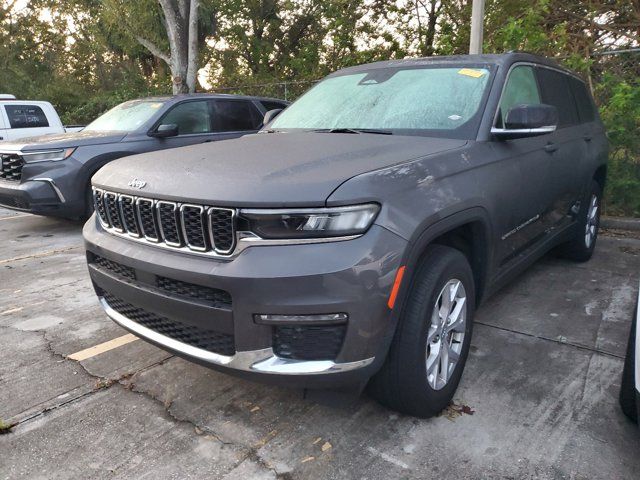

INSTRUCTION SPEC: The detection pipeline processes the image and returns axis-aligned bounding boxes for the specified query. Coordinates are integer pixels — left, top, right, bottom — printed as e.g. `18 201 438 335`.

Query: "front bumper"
0 178 65 213
84 216 407 388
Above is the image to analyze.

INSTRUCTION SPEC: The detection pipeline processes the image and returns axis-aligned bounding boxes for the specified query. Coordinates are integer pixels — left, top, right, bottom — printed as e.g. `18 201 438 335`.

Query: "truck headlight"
22 148 76 163
239 204 380 239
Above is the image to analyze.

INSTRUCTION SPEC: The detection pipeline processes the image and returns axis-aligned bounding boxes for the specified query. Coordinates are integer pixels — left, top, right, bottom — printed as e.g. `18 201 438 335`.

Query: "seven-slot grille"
0 153 24 181
93 188 236 256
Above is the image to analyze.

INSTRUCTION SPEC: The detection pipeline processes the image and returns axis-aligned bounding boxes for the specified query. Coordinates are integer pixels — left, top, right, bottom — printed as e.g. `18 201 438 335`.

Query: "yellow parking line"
0 214 31 221
0 246 82 265
68 334 139 361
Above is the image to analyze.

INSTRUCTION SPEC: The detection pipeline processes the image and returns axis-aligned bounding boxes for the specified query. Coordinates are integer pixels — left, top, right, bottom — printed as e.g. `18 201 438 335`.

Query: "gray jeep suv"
0 94 287 219
84 53 608 417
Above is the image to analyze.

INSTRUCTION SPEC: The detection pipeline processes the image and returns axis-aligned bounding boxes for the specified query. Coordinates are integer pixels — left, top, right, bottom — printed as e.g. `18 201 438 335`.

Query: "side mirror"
263 109 283 126
149 123 179 138
492 104 558 140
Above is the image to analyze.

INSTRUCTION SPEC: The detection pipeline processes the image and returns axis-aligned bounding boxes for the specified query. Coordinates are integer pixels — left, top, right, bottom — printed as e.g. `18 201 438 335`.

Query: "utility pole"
469 0 485 54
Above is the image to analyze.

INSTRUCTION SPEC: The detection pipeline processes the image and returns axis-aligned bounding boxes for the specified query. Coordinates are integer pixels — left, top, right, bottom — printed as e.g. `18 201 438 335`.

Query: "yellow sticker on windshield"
458 68 486 78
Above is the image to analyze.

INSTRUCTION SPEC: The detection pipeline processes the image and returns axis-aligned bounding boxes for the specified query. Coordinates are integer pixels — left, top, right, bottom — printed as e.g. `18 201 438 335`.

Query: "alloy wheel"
585 194 599 249
426 279 467 390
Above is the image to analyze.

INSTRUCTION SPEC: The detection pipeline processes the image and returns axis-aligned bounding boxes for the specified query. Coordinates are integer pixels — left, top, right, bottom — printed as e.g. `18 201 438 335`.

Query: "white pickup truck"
0 95 83 142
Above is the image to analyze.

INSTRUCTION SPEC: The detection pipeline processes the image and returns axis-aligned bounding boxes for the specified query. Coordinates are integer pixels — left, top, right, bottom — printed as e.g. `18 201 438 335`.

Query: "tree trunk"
136 0 200 94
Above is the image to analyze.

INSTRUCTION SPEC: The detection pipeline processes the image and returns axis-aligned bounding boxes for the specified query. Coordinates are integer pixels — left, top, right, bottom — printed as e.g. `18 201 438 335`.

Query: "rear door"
535 68 585 230
212 99 263 135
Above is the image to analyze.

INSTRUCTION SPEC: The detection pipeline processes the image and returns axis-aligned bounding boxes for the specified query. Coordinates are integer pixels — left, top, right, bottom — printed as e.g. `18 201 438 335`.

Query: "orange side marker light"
387 265 406 309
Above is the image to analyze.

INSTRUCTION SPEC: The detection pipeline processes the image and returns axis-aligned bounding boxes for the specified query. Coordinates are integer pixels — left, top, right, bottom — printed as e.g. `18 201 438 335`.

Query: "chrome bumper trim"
99 297 374 375
32 178 66 203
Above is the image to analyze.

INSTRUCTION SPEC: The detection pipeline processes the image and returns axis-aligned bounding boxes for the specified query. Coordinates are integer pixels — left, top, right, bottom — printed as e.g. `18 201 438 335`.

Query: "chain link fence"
213 48 640 216
212 79 319 102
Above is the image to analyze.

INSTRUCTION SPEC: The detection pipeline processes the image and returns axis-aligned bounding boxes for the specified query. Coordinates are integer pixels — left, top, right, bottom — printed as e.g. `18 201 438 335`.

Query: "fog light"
254 313 348 325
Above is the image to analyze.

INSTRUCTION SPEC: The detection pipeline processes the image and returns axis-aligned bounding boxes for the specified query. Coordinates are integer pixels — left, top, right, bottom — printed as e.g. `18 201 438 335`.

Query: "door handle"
545 143 558 153
583 134 592 142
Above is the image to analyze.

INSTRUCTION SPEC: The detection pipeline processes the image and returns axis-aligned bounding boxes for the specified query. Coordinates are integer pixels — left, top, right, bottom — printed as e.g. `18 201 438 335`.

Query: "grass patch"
0 418 16 435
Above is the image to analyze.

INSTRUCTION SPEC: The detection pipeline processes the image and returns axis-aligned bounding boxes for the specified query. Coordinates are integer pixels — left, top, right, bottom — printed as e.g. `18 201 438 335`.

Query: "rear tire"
556 180 601 262
620 307 638 423
369 245 475 418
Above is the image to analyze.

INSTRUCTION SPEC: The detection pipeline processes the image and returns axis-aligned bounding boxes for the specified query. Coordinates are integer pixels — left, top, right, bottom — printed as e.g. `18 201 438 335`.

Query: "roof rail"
0 94 16 100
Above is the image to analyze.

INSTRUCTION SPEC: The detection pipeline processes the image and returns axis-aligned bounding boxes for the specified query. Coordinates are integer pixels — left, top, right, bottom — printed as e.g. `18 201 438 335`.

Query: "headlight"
22 148 76 163
239 204 380 239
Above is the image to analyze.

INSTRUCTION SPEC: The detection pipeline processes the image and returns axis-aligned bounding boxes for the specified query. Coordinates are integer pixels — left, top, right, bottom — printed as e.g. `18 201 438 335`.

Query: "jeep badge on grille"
127 178 146 189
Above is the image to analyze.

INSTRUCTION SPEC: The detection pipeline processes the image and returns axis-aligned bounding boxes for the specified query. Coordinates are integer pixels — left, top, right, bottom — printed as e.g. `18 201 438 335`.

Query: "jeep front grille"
93 188 236 256
0 153 24 181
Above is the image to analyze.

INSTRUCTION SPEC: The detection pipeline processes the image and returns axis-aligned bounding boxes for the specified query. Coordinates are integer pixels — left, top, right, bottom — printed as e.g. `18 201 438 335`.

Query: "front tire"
369 245 475 418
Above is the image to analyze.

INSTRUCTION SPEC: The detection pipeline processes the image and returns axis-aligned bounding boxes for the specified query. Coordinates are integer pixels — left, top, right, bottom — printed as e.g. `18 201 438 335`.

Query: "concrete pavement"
1 208 638 479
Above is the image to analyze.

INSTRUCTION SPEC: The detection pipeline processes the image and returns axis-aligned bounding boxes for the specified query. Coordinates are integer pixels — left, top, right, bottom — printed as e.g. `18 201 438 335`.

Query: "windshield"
85 100 166 132
271 66 493 138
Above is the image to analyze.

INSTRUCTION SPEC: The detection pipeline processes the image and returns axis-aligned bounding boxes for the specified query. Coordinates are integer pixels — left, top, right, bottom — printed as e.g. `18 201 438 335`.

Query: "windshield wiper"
313 128 393 135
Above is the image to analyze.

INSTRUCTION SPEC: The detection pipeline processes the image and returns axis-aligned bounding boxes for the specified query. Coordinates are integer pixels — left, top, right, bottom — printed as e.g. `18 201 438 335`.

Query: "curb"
601 216 640 231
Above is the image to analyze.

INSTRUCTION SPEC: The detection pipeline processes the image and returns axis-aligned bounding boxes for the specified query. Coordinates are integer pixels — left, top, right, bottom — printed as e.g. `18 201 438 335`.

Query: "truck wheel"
557 180 602 262
369 245 475 418
620 309 638 423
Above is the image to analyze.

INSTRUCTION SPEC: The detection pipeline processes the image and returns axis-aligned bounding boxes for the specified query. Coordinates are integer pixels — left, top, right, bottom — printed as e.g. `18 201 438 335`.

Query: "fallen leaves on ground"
440 401 475 421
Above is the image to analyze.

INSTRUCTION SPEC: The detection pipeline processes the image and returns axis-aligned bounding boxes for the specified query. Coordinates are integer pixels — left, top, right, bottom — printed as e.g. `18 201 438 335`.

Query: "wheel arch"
593 164 607 191
395 207 493 319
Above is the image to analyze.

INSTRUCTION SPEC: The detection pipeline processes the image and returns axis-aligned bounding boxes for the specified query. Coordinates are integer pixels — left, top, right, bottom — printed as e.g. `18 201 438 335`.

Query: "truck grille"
102 292 235 356
93 188 236 256
0 153 24 181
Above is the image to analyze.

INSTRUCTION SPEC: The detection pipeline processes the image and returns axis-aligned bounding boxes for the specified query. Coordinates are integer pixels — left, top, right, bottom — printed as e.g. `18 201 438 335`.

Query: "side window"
497 66 541 127
569 77 596 123
5 105 49 129
535 68 579 128
160 101 212 135
261 100 287 112
213 100 262 131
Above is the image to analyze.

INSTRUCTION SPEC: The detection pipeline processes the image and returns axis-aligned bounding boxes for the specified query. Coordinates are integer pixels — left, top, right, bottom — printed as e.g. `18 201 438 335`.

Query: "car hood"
92 132 467 207
0 130 128 152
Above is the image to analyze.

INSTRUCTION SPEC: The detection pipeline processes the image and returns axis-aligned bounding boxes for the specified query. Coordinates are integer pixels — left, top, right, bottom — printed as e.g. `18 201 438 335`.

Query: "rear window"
569 77 596 123
4 105 49 129
213 100 262 131
535 68 579 128
261 100 287 112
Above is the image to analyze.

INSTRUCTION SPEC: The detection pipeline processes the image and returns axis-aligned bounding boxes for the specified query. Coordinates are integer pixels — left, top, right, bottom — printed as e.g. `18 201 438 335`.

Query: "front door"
492 64 555 265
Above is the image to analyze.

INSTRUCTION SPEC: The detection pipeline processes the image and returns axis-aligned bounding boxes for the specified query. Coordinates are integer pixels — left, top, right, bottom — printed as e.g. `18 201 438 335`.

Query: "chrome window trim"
118 194 141 238
100 295 374 375
156 200 183 247
135 197 160 243
208 207 236 254
492 61 584 130
180 203 208 252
